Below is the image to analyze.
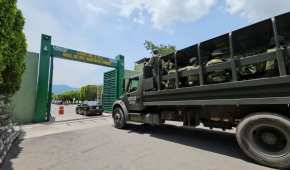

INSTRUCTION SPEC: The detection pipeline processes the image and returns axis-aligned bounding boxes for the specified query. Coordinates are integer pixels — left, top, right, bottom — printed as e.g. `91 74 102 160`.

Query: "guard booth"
34 34 124 123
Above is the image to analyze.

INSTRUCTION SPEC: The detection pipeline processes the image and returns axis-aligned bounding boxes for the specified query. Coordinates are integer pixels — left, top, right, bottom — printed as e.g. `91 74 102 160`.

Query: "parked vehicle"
51 100 63 105
112 12 290 169
76 101 103 116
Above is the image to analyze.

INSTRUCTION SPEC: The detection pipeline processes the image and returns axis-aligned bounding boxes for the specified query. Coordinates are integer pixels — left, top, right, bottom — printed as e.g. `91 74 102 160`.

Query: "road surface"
50 104 87 122
2 116 275 170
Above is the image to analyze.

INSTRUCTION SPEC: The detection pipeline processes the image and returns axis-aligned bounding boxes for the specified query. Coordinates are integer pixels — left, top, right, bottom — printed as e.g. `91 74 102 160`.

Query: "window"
127 77 139 93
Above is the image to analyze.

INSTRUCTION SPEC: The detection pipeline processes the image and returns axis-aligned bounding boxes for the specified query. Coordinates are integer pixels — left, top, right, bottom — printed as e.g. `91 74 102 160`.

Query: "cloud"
17 0 103 52
86 3 106 15
225 0 290 21
116 0 216 29
17 0 113 87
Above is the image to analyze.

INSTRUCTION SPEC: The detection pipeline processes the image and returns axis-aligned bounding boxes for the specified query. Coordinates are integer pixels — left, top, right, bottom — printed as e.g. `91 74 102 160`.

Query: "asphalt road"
50 104 88 122
2 117 275 170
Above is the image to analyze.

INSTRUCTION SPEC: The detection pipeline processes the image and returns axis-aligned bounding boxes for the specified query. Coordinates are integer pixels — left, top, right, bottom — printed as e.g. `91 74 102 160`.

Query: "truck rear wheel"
236 113 290 169
113 107 126 129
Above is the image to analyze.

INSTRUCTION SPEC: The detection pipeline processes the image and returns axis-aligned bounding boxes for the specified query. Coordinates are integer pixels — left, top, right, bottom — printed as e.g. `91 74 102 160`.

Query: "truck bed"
143 75 290 106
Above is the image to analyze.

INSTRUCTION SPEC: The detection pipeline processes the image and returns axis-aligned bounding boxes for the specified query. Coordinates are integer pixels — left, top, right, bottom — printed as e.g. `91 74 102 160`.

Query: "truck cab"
123 75 143 111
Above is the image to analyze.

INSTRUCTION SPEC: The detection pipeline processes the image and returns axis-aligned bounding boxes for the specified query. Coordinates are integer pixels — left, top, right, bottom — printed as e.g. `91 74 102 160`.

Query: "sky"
18 0 290 88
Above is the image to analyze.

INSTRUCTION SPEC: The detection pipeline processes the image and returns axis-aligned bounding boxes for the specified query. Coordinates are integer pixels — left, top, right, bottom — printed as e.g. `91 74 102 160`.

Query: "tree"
0 0 26 127
144 40 176 56
80 85 97 101
0 0 27 96
53 90 81 104
54 85 103 103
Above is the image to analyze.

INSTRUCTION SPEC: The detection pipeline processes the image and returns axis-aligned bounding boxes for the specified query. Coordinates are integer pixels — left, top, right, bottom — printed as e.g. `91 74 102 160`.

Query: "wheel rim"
250 125 289 157
114 109 123 126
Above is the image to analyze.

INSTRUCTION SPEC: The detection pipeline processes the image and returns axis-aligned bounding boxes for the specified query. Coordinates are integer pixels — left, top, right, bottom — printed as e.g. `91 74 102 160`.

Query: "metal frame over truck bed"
143 12 290 106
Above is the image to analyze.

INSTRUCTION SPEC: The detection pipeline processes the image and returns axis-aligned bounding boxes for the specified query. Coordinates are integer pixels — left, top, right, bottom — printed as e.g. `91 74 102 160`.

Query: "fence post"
34 34 52 122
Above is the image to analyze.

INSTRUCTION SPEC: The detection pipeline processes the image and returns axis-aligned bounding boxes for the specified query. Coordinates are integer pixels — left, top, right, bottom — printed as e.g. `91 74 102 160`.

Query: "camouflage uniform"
163 60 176 89
168 62 176 74
239 48 277 78
206 58 228 83
178 65 199 86
160 58 177 89
161 59 169 74
240 64 257 77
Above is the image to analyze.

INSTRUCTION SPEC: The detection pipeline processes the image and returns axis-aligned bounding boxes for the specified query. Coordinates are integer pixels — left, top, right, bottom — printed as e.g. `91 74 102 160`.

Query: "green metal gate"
103 70 117 112
34 34 124 122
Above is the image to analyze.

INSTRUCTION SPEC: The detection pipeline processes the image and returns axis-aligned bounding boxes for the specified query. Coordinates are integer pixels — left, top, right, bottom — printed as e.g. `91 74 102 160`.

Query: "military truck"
112 12 290 169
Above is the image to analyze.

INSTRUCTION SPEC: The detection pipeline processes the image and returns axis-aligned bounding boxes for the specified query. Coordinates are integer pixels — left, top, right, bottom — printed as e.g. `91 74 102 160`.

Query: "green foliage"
54 85 103 102
53 90 80 102
80 85 102 101
0 0 27 96
144 40 176 56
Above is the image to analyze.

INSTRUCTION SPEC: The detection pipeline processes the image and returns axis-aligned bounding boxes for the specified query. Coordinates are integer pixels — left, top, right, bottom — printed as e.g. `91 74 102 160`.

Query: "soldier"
240 36 286 79
263 36 286 76
187 57 199 86
145 49 161 90
178 57 200 86
206 50 230 84
253 36 286 78
161 57 176 89
161 58 169 75
167 60 177 89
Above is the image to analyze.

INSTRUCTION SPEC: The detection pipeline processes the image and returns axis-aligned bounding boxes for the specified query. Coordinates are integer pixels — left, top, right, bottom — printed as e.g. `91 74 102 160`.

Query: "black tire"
76 108 80 114
83 109 89 116
113 107 126 129
79 109 84 115
236 112 290 169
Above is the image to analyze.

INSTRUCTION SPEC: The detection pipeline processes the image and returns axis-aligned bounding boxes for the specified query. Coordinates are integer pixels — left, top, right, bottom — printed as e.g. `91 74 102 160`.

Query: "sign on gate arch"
34 34 124 122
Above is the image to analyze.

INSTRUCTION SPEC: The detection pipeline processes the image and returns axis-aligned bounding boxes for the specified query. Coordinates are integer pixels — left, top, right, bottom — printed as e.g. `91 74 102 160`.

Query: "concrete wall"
11 52 39 124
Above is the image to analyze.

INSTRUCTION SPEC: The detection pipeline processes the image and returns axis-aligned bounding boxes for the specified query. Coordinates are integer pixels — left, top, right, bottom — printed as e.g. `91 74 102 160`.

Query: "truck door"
125 76 142 111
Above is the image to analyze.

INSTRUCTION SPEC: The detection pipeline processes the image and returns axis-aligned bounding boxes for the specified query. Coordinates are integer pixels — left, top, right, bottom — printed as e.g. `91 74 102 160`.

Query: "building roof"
135 57 150 64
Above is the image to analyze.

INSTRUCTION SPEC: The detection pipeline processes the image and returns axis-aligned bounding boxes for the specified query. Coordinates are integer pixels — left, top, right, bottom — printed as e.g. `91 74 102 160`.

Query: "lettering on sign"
53 46 115 67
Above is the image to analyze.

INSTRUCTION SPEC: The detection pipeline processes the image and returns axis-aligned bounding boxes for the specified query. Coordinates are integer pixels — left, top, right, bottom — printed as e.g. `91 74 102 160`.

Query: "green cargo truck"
112 12 290 169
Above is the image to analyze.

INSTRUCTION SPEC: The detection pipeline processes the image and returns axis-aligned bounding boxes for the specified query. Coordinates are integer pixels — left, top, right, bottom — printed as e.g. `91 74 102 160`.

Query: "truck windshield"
128 78 139 93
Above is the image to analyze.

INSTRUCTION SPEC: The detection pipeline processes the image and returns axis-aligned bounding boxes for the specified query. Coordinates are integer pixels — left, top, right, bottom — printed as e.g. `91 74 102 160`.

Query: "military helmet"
206 58 223 66
153 49 159 55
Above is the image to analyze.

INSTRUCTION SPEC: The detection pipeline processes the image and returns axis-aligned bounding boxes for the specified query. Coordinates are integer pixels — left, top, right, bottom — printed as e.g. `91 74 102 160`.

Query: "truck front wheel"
113 107 126 129
236 113 290 169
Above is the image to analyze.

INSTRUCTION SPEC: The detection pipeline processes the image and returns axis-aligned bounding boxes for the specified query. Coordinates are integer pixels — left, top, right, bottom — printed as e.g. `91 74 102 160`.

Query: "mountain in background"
52 84 79 94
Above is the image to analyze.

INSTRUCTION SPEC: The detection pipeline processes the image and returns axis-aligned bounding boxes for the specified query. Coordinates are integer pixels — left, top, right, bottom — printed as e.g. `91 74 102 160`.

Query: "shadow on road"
126 123 253 163
1 132 25 170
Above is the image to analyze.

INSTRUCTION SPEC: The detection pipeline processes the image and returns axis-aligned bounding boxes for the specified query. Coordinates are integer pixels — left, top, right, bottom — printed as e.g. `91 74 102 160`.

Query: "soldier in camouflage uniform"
206 50 230 84
262 36 286 76
178 57 200 86
161 58 176 89
239 36 285 79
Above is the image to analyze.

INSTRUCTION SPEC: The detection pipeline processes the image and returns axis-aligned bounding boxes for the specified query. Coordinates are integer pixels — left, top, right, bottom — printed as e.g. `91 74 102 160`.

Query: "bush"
0 0 26 128
0 0 27 96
